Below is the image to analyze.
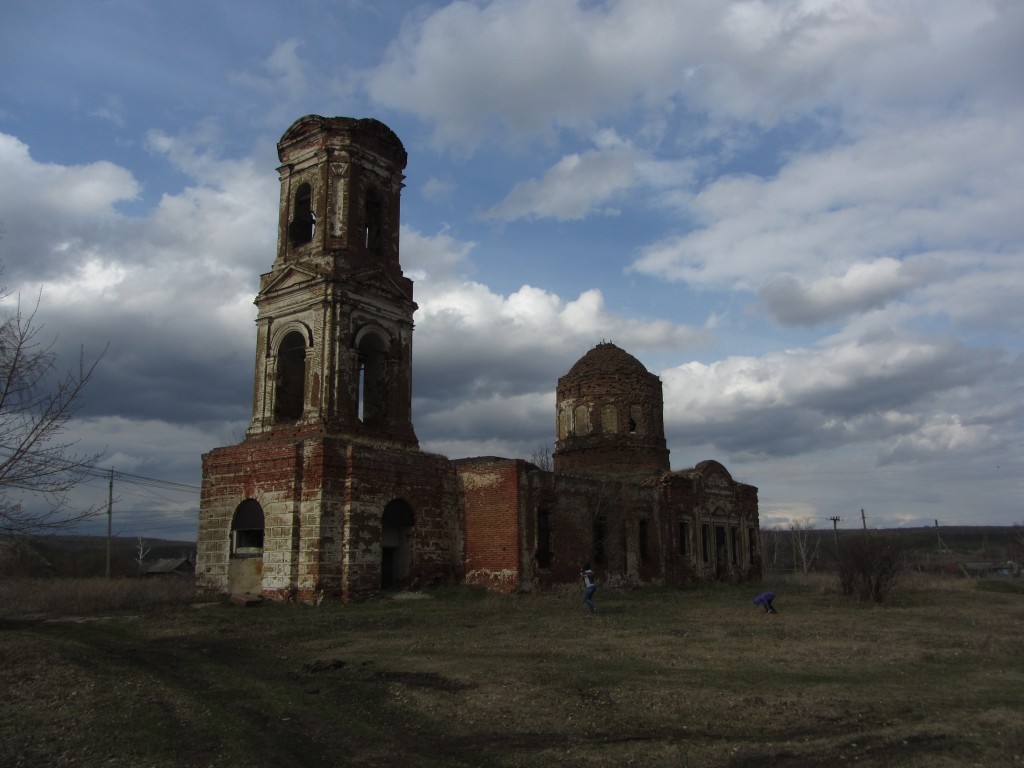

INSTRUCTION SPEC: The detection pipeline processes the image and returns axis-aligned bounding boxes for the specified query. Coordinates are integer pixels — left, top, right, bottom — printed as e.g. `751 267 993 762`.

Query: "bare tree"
760 526 784 573
0 286 106 534
134 535 151 575
790 518 819 575
528 444 553 471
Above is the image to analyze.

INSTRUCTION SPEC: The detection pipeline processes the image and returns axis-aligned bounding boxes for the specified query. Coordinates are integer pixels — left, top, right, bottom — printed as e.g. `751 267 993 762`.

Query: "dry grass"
1 577 1022 767
0 576 197 617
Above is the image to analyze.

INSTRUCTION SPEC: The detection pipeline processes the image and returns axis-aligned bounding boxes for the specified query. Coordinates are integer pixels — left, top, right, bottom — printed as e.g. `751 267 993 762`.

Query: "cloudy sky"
1 0 1022 540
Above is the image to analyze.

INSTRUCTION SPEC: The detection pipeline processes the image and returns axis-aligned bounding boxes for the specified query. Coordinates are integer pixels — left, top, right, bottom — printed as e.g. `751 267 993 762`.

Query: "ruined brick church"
196 115 760 602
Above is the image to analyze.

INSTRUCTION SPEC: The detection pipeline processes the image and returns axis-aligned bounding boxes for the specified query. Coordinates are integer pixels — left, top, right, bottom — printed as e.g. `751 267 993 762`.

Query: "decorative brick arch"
228 499 264 596
354 324 393 425
270 322 313 424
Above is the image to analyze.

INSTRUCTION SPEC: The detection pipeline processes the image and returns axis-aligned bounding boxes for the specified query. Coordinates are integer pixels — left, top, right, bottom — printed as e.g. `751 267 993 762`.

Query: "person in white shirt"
581 563 598 614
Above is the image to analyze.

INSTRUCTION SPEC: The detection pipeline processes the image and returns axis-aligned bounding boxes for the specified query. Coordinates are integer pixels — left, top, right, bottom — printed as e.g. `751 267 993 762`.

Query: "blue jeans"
583 585 597 613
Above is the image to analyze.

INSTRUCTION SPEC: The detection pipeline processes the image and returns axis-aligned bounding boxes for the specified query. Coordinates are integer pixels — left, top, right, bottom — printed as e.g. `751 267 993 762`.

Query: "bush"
836 532 906 603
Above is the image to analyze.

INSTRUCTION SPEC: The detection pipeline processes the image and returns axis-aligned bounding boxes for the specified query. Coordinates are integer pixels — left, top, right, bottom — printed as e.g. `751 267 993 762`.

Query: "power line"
1 444 201 494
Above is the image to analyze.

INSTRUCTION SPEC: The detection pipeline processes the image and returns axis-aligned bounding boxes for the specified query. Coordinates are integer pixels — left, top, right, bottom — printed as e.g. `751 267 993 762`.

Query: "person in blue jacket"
581 563 598 614
753 591 778 614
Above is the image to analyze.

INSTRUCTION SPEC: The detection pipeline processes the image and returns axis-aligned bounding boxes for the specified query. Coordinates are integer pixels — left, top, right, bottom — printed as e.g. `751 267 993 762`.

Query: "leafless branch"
0 286 107 534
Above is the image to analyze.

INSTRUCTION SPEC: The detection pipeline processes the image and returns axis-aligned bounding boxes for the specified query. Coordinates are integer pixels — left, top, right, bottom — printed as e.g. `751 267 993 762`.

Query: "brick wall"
198 434 462 602
456 458 525 592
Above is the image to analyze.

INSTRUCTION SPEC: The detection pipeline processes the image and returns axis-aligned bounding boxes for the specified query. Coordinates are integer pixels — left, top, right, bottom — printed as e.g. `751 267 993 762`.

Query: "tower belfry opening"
289 183 314 247
274 330 306 423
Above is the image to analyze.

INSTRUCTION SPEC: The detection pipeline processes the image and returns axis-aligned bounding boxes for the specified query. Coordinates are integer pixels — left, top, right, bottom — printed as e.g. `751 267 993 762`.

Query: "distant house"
144 557 194 577
995 561 1020 577
0 540 55 577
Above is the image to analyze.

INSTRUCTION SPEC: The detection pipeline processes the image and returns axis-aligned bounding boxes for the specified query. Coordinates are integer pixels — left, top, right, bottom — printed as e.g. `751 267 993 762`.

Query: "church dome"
553 343 669 475
564 342 650 381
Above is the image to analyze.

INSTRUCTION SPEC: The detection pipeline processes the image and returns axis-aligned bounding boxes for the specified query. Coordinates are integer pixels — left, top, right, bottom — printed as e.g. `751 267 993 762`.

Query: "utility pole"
828 516 842 560
860 508 867 530
105 468 113 579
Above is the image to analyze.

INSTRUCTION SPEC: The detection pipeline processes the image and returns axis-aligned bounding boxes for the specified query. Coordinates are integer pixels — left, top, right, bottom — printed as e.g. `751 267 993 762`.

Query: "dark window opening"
629 405 642 434
638 519 649 564
382 499 414 527
231 500 265 558
274 331 306 422
364 187 382 253
289 183 315 247
356 332 389 425
748 526 757 563
731 525 740 565
714 525 727 572
381 500 414 590
701 523 711 563
536 509 552 568
679 521 691 557
592 513 607 566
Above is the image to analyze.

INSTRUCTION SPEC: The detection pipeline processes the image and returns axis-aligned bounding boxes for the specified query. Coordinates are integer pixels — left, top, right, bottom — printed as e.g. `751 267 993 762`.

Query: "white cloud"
228 38 313 126
758 257 924 327
403 226 706 439
631 111 1024 331
660 331 1013 465
0 134 140 279
483 146 639 222
366 1 1017 148
420 176 456 203
400 225 476 283
366 0 717 148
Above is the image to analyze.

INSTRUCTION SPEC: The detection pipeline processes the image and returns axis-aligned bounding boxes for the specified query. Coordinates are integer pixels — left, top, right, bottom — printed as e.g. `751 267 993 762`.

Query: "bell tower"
247 115 417 446
199 115 462 604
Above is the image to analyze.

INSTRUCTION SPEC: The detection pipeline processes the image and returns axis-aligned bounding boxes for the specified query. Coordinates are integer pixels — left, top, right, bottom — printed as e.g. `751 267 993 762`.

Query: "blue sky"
1 0 1022 540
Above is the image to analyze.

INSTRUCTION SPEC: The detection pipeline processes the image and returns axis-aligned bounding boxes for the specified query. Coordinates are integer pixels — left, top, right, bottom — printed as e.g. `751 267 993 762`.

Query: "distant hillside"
2 535 195 578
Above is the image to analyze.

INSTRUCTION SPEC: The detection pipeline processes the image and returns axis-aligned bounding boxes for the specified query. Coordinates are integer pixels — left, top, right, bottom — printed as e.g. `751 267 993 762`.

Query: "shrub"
836 532 906 603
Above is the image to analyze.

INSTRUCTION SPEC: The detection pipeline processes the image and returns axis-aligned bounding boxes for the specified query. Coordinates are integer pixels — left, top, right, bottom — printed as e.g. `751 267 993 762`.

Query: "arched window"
364 187 382 253
289 183 315 247
629 404 642 434
357 331 389 424
231 499 264 557
601 404 618 434
574 405 590 435
275 330 306 422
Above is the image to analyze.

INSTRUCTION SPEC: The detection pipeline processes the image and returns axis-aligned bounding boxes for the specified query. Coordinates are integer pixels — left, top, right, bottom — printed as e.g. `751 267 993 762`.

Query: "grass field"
1 575 1022 767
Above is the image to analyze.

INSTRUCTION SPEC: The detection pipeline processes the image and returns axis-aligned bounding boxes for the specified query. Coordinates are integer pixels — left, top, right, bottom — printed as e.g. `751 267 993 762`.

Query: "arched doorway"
228 499 264 595
381 499 414 590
